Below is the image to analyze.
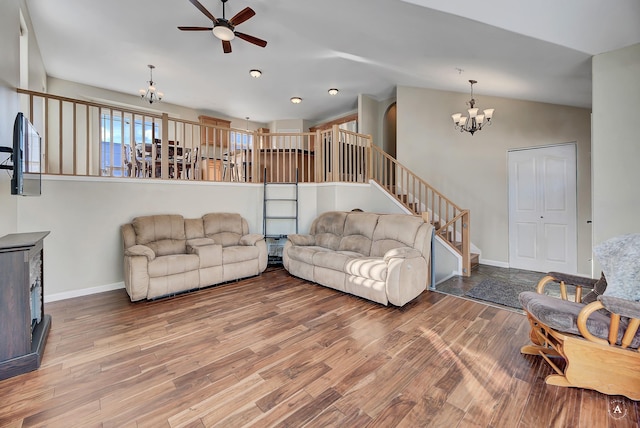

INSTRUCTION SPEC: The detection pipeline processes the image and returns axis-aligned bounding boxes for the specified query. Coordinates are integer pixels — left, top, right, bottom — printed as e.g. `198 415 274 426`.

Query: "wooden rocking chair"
519 271 640 400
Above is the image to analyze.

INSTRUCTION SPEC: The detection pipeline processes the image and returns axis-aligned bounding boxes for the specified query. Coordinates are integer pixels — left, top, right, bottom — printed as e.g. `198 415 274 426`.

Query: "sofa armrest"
125 244 156 261
187 237 216 247
287 234 315 246
239 233 264 246
187 241 222 268
383 247 421 262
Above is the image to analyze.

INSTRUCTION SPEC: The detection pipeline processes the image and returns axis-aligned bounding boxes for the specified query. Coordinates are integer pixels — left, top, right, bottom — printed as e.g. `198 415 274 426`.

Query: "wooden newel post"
462 210 471 276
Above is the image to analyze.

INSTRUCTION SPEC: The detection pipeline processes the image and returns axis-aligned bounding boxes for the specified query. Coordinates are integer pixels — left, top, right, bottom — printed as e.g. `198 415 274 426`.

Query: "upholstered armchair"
519 234 640 400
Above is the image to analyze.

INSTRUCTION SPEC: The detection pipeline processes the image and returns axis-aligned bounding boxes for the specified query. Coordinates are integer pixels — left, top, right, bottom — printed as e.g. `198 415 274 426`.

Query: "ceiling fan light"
290 97 302 104
328 88 339 95
213 25 235 41
249 69 262 78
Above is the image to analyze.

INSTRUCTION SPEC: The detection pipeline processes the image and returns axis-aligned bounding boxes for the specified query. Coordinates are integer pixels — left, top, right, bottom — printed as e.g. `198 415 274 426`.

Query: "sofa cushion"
345 257 388 282
203 213 247 247
133 215 187 256
148 254 199 277
313 250 361 272
311 212 348 251
185 218 205 240
311 211 348 235
371 214 423 257
223 246 260 264
338 212 378 255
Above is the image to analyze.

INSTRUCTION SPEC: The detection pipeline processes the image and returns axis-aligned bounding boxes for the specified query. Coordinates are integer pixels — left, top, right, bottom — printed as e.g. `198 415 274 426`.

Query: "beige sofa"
283 211 434 306
121 213 267 301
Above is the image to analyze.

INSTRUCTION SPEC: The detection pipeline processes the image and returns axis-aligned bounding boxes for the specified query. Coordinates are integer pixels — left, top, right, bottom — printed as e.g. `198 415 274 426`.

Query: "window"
100 113 159 177
229 131 253 150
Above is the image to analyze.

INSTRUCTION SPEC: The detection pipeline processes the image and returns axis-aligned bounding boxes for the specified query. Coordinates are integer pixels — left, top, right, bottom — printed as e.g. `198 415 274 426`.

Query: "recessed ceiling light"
249 69 262 78
328 88 339 95
290 97 302 104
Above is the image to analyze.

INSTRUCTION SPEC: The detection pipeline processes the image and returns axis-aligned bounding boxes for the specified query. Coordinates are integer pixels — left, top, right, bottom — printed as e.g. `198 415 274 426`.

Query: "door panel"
509 144 577 273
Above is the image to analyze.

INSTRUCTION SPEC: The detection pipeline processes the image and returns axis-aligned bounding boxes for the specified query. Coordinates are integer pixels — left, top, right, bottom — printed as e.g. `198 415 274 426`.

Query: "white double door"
508 144 577 273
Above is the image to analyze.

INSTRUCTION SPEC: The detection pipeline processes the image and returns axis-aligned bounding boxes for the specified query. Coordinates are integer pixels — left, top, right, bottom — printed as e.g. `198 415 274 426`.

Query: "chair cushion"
519 291 640 349
594 233 640 302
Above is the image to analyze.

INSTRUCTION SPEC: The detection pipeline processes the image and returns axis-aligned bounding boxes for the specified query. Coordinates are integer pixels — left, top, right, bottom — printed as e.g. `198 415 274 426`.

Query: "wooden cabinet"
0 231 51 381
199 115 231 149
199 115 231 181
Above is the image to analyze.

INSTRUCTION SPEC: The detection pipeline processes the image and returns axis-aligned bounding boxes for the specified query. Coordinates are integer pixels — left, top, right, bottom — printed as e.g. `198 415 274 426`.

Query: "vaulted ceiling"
25 0 640 123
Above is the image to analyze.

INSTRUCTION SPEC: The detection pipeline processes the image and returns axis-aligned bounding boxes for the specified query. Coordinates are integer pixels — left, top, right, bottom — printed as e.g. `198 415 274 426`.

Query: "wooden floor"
1 267 638 427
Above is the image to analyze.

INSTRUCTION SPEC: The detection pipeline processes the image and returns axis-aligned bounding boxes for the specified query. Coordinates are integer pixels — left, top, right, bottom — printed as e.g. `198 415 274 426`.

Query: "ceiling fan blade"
235 32 267 48
178 26 213 31
229 7 255 26
222 40 232 54
188 0 217 22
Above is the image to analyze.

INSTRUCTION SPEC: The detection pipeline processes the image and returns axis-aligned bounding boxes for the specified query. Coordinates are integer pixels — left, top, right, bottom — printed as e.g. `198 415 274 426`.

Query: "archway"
383 102 397 158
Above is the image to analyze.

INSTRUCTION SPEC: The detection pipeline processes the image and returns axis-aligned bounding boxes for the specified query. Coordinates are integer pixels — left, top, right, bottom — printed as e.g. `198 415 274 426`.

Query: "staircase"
369 145 475 276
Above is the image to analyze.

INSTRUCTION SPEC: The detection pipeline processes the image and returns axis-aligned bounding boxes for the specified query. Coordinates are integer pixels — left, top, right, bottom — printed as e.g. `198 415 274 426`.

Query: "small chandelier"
451 79 495 135
139 65 163 104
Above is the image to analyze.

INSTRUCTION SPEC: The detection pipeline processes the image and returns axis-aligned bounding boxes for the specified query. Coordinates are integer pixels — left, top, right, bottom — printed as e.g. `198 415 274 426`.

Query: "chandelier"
451 80 494 135
138 65 163 104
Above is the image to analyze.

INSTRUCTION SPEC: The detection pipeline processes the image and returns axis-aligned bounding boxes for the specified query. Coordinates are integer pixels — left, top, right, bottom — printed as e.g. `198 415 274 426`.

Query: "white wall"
0 0 47 238
15 178 412 299
592 43 640 269
17 178 263 296
397 86 593 274
358 94 379 145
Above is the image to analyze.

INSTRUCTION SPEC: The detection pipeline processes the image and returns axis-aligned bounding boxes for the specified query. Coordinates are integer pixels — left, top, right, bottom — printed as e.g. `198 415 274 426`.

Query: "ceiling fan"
178 0 267 54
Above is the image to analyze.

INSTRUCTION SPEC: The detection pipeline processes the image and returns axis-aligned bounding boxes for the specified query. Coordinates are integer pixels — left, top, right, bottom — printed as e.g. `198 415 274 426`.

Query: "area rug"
464 278 532 309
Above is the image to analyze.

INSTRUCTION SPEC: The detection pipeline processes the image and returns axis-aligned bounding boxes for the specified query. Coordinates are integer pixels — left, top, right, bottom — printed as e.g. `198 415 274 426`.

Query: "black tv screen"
11 112 42 196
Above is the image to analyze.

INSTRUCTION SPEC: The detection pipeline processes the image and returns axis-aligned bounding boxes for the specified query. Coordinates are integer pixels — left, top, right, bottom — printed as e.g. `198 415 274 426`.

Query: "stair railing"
369 145 471 276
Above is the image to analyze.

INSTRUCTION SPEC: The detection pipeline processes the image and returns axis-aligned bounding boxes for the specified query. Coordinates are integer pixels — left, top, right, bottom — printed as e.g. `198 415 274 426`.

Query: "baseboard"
44 281 125 303
434 271 457 286
479 258 510 268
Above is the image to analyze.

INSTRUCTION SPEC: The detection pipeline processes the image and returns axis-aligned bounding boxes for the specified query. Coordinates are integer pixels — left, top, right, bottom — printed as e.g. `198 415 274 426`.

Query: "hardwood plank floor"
0 267 638 427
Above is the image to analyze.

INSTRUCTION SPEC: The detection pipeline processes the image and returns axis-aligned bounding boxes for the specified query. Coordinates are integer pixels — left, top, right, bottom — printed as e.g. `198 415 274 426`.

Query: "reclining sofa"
283 211 434 306
121 213 267 301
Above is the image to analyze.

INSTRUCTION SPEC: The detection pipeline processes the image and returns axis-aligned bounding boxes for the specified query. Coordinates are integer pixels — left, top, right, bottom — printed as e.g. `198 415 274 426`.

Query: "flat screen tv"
11 112 42 196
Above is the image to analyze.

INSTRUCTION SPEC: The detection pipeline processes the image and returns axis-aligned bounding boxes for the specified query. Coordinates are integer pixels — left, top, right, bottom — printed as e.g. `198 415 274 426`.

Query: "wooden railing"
370 145 472 275
17 88 471 274
17 89 371 185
